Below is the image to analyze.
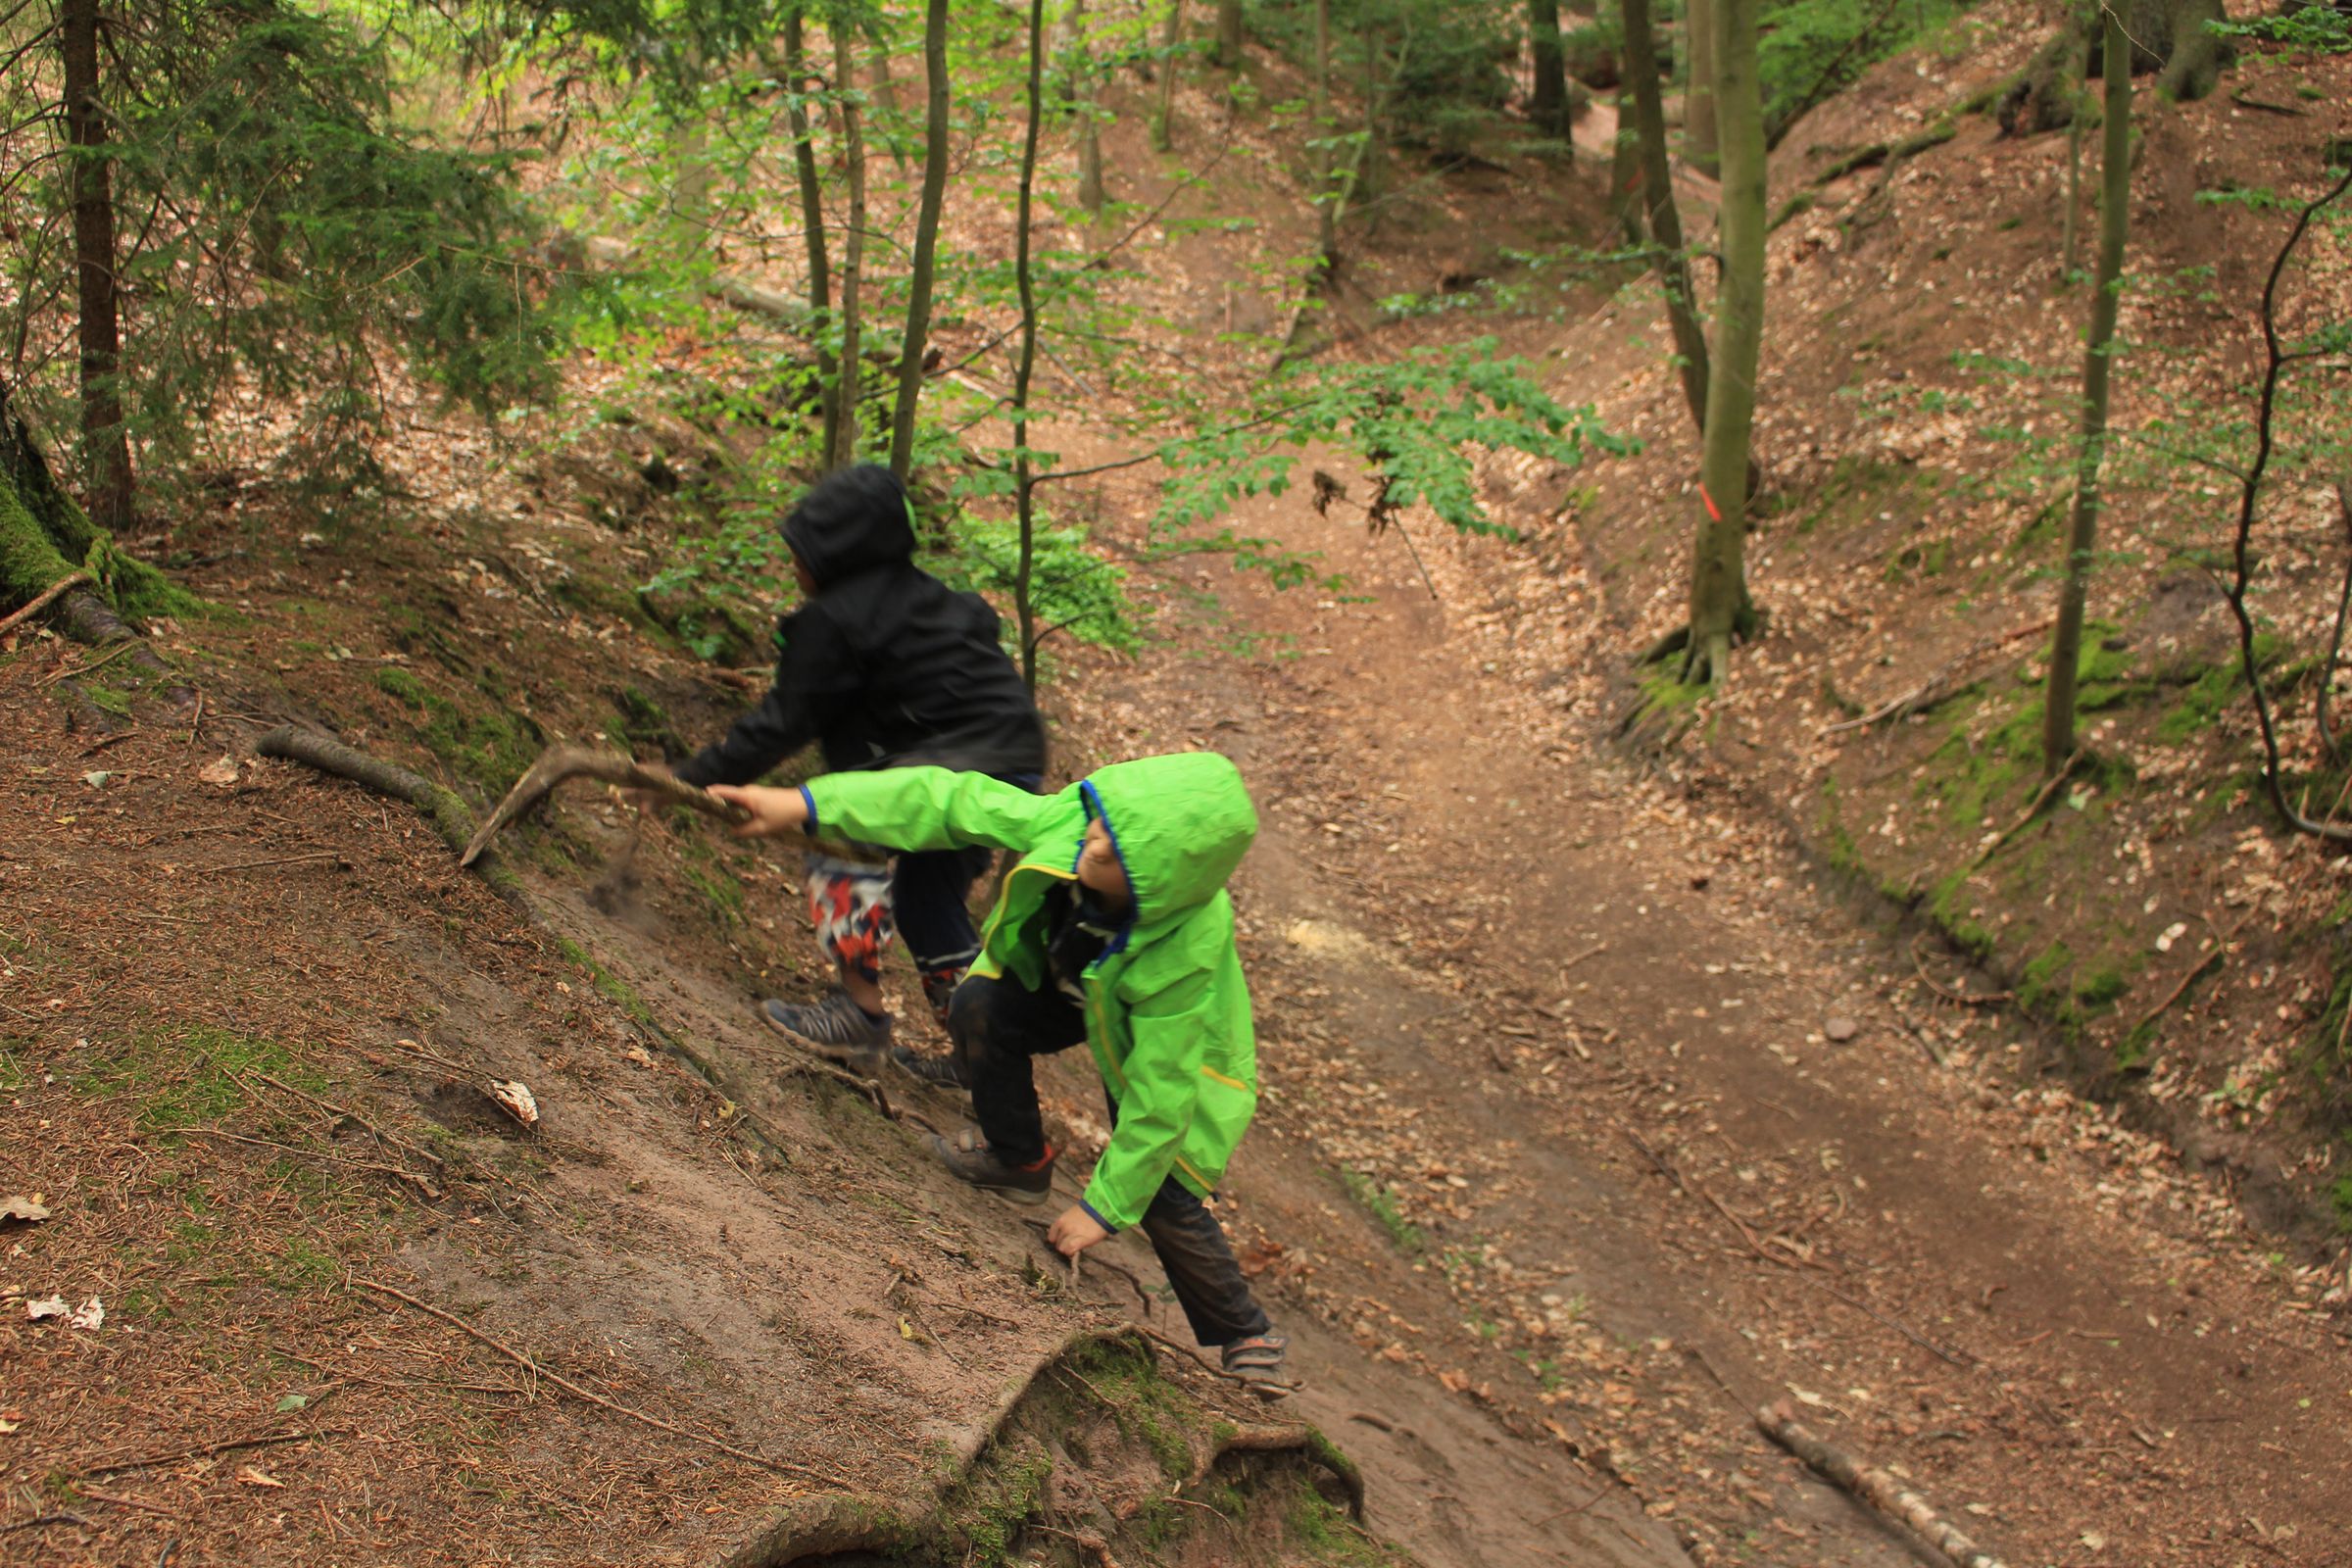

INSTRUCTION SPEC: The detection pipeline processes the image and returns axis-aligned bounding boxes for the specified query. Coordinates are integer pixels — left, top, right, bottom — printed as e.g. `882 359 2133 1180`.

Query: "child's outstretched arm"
803 766 1056 854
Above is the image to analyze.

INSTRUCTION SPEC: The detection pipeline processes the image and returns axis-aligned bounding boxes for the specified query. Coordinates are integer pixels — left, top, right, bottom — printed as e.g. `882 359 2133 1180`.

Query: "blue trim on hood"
1079 779 1139 957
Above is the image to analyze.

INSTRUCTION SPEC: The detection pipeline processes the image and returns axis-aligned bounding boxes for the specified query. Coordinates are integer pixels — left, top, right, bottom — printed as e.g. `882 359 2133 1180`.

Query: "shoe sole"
759 1006 886 1077
924 1133 1053 1204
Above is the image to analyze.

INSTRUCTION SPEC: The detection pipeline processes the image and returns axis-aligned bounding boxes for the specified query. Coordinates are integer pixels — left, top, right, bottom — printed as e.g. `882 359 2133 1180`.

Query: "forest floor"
8 12 2352 1568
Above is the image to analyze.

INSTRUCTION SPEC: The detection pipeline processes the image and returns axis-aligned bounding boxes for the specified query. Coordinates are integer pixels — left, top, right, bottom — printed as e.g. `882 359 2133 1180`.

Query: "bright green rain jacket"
801 754 1259 1231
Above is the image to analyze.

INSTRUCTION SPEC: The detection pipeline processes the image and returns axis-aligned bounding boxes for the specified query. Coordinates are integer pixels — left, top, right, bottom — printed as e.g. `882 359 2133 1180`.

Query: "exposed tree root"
255 725 526 907
0 569 92 638
1190 1422 1365 1520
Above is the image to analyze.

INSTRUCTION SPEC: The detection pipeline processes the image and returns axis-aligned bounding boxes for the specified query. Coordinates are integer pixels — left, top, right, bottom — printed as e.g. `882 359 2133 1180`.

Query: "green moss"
555 938 662 1034
74 1027 314 1132
2155 661 2244 743
375 667 430 707
270 1237 341 1292
2018 942 2075 1014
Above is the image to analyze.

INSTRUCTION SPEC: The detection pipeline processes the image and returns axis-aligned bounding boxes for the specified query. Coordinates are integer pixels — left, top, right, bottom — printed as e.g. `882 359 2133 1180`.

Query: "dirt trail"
1050 458 2352 1567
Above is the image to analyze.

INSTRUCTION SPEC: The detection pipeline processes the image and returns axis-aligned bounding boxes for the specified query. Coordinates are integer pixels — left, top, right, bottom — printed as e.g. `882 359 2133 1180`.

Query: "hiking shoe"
1220 1333 1293 1398
890 1044 972 1094
760 990 892 1074
926 1127 1054 1204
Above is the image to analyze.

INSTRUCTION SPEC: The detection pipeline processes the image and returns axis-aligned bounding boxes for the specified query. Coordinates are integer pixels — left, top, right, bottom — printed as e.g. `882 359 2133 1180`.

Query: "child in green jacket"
711 753 1288 1392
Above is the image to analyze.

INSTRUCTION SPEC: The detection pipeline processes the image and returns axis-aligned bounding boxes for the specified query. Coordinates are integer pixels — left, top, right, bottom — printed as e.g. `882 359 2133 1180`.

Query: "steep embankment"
1539 11 2352 1234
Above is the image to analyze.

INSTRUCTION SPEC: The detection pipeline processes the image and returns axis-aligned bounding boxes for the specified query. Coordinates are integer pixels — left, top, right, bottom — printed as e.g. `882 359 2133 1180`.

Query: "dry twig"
0 569 94 638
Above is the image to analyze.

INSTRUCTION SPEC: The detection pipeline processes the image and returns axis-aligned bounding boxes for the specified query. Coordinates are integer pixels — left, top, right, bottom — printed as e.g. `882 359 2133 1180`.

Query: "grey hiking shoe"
890 1044 972 1094
760 990 892 1074
925 1127 1054 1203
1220 1333 1292 1398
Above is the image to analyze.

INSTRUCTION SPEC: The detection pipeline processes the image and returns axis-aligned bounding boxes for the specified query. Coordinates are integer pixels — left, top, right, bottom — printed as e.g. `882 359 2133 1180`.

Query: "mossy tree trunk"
2042 12 2132 769
1681 0 1762 686
890 0 952 481
0 377 167 646
2002 0 2229 134
62 0 135 533
1621 0 1711 437
1313 0 1337 268
1610 84 1645 246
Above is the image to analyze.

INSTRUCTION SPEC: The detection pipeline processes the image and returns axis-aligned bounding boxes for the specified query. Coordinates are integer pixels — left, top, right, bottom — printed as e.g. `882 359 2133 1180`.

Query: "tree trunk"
1 376 173 650
1014 0 1047 690
1686 0 1720 176
783 6 839 459
829 14 868 469
1313 0 1336 267
1620 0 1710 437
2060 101 2082 276
1213 0 1243 70
1529 0 1573 143
1611 85 1646 246
890 0 953 481
2001 0 2228 135
1068 0 1105 216
1152 0 1183 151
61 0 133 533
2042 12 2132 768
1681 0 1762 686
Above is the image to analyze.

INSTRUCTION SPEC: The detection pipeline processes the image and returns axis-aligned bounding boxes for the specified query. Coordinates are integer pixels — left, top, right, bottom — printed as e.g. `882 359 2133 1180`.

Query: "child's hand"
1046 1204 1110 1258
707 783 810 838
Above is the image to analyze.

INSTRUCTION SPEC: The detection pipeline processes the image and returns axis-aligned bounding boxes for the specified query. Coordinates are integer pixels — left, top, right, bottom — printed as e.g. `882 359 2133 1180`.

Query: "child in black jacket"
669 464 1045 1074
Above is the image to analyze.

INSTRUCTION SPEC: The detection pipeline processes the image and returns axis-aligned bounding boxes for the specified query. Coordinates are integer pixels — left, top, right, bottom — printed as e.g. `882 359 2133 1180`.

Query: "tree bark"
829 13 868 469
1686 0 1720 176
1068 0 1105 216
1756 1401 2010 1568
61 0 133 533
1610 85 1646 246
1529 0 1573 143
2042 11 2131 769
890 0 953 481
1014 0 1047 690
1213 0 1243 70
1313 0 1337 267
1620 0 1710 436
1152 0 1183 151
1681 0 1762 686
782 6 839 460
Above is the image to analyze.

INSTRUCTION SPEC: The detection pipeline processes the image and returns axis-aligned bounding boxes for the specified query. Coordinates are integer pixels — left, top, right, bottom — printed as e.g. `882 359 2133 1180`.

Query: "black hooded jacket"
673 466 1047 787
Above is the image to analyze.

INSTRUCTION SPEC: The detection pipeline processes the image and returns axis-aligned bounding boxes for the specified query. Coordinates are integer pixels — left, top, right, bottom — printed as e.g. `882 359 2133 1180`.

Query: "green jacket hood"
1081 753 1256 930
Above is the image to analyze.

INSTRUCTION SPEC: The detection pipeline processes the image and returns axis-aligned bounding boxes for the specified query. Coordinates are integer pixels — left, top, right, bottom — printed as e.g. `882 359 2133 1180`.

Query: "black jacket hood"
781 464 916 588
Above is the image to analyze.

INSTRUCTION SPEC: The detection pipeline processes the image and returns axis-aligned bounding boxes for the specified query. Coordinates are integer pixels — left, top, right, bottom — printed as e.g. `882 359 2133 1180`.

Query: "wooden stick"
356 1277 846 1487
1966 750 2081 873
40 638 141 686
76 1428 337 1478
459 745 751 865
2126 912 2250 1041
1756 1398 2009 1568
1821 618 2055 735
0 569 94 638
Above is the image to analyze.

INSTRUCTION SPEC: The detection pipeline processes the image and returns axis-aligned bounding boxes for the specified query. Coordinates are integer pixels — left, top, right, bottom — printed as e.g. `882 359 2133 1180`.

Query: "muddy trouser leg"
945 973 1088 1168
889 843 997 1031
806 853 894 990
1137 1174 1272 1348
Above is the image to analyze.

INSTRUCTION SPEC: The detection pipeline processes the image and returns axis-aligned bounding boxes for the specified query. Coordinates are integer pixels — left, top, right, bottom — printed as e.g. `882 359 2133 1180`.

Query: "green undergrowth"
74 1026 326 1133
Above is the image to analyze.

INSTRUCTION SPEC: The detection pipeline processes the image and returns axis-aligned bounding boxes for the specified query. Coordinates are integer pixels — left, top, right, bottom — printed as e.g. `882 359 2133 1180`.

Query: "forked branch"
2223 165 2352 843
461 745 751 865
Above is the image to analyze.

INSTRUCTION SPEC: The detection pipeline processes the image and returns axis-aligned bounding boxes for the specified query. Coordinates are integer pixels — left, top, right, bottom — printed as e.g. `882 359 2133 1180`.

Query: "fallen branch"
1965 749 2082 873
1820 618 2054 735
461 744 749 866
2126 913 2250 1041
1756 1398 2009 1568
0 568 93 638
256 725 523 906
1811 120 1958 187
358 1277 847 1488
1910 934 2014 1008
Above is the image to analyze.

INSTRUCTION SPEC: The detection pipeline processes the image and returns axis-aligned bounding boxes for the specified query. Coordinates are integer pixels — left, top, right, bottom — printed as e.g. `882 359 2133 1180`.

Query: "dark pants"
948 973 1272 1348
